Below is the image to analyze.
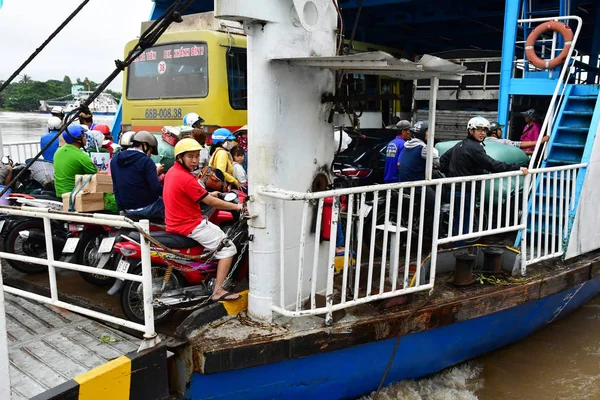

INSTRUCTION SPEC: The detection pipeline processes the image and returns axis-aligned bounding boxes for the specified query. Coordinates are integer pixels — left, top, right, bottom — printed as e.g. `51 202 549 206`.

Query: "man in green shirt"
54 125 98 197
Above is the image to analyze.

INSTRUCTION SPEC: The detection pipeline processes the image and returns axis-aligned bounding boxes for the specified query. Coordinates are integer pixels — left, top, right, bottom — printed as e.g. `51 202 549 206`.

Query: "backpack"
199 166 229 192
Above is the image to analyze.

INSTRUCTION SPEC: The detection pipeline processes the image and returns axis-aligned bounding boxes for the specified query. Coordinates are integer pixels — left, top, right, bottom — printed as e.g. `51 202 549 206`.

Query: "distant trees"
0 76 122 111
19 74 32 84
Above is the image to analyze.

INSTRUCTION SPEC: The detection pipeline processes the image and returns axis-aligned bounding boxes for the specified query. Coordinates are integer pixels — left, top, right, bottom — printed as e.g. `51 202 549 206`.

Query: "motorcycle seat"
127 230 200 249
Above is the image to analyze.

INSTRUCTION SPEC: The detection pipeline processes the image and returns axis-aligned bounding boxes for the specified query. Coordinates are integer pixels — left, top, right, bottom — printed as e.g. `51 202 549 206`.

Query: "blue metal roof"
151 0 599 56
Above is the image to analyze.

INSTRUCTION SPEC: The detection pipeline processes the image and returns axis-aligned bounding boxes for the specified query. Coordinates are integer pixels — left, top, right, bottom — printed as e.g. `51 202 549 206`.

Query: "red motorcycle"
109 191 248 325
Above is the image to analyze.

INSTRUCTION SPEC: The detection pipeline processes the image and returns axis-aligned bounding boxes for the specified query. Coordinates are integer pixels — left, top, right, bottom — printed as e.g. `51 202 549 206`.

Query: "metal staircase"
515 84 600 255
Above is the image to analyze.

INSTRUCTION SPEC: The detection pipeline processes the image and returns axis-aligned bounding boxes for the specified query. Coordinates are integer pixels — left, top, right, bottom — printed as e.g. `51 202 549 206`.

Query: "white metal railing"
0 206 158 347
521 163 584 266
3 140 41 164
513 16 583 170
260 163 586 323
414 57 501 91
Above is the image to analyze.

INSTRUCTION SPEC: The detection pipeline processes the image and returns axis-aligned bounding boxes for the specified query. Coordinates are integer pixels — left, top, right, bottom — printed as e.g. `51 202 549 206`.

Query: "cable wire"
0 0 91 93
0 0 195 198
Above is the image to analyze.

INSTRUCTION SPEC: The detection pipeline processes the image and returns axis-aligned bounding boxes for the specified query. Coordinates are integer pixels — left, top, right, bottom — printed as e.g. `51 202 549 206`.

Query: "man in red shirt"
164 138 243 301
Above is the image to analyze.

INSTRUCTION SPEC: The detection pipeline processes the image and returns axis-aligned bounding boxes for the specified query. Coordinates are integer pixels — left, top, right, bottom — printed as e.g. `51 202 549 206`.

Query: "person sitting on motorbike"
50 106 65 121
53 125 98 197
440 116 528 239
182 112 205 130
93 124 119 157
209 128 245 190
40 116 62 162
486 121 548 149
110 131 164 219
78 109 96 130
164 138 243 301
398 121 439 214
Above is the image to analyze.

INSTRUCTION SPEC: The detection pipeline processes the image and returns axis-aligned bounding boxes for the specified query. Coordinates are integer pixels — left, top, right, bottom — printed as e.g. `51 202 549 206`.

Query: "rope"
373 298 432 400
0 0 194 199
68 175 94 211
0 0 92 94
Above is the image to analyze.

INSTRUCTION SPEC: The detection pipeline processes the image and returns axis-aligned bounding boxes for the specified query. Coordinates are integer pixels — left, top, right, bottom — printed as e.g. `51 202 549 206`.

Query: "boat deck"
5 293 140 400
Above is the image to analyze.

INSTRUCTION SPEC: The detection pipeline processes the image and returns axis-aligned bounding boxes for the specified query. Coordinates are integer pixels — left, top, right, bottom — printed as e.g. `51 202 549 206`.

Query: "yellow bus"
121 29 247 135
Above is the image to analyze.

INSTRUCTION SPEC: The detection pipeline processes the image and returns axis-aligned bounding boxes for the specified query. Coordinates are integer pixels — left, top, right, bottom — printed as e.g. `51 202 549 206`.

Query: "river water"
0 111 115 144
1 111 599 399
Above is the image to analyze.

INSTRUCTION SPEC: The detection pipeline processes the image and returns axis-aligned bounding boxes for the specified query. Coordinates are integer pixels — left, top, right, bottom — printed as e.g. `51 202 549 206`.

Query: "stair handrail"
524 15 583 170
536 48 580 167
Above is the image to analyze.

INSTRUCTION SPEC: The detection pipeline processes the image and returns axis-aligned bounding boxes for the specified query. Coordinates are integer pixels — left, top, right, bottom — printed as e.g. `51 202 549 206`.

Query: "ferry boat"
39 85 119 116
3 0 600 399
64 90 118 116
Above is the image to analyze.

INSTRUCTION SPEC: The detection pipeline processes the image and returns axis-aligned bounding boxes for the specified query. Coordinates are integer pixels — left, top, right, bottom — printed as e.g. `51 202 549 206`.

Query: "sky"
0 0 152 91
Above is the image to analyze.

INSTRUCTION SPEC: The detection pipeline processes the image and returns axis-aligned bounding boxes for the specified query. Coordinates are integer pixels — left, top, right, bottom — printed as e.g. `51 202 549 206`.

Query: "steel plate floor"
4 293 140 399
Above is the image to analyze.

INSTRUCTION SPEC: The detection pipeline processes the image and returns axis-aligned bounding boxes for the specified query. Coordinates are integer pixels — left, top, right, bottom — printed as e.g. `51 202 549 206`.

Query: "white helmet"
47 116 62 131
50 106 64 115
119 131 136 147
182 112 204 127
467 116 491 131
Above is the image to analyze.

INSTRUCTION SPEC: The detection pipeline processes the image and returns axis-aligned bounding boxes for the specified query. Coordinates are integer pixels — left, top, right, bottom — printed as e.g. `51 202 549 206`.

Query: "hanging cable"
332 0 344 55
347 0 364 54
0 0 194 198
0 0 91 93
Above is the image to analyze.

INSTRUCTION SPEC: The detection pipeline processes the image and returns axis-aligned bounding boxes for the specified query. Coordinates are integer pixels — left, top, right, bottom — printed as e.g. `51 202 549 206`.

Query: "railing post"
0 260 12 400
43 217 58 302
521 173 531 275
325 198 340 326
138 219 159 351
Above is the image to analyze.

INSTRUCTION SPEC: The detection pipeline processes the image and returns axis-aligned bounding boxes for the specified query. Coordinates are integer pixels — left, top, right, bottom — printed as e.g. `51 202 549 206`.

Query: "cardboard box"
73 174 113 194
62 192 105 212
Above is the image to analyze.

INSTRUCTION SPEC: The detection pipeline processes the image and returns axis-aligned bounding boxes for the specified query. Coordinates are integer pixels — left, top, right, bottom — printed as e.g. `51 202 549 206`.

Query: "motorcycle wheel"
78 233 116 286
4 219 48 273
120 264 181 325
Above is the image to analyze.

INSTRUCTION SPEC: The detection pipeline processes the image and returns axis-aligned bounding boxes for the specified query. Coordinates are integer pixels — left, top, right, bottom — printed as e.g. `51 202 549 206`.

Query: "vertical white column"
425 77 439 181
217 0 337 321
0 260 12 399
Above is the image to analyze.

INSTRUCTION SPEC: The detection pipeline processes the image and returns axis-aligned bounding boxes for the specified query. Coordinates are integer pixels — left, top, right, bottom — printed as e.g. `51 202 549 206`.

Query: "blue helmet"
62 125 87 144
211 128 235 144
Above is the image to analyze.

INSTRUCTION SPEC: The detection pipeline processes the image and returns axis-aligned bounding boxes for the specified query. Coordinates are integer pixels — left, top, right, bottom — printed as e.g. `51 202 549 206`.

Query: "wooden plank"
539 264 591 298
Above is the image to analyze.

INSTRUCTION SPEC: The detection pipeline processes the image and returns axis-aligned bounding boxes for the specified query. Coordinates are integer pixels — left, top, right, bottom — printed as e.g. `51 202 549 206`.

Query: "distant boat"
39 85 119 116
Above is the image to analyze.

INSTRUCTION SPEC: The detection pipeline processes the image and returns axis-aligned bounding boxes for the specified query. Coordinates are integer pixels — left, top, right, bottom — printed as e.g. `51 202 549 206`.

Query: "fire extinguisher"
321 196 347 240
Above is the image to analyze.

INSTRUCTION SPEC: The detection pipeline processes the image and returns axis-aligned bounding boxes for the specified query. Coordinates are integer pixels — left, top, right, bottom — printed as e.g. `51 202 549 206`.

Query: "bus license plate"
116 259 130 274
98 237 116 253
62 237 80 254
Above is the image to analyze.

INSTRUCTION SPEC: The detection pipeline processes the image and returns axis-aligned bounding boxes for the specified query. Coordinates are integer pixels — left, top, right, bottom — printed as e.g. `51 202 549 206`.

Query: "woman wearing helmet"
163 138 243 301
53 125 98 197
440 116 528 240
118 131 137 150
40 116 62 162
182 112 205 129
209 128 244 189
110 131 164 220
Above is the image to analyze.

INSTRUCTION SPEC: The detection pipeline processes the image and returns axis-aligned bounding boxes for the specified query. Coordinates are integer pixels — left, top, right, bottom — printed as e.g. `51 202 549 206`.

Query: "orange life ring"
525 20 574 70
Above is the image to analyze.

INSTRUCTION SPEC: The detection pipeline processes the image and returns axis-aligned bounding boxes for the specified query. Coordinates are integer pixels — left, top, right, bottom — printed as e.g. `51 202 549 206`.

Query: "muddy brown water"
2 111 599 399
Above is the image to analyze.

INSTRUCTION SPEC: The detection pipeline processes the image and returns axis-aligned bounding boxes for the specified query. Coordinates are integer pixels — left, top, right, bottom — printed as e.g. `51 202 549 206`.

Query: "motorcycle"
108 191 248 325
2 193 67 273
77 215 169 287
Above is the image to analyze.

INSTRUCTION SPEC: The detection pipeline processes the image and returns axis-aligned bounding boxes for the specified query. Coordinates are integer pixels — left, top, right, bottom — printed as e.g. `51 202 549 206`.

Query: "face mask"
223 141 234 150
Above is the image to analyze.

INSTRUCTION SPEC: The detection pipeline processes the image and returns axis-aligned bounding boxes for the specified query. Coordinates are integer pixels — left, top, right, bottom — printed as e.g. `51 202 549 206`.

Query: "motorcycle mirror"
223 192 238 202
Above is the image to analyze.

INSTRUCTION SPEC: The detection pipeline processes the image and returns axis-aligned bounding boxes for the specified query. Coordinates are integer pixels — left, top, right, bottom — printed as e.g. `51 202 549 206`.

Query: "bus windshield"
127 42 208 100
